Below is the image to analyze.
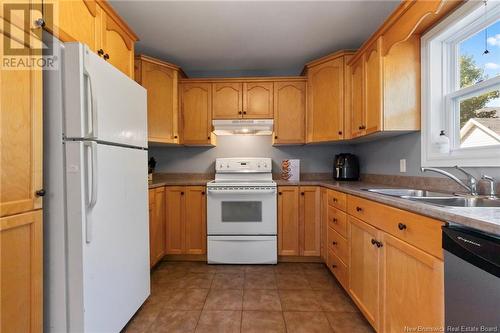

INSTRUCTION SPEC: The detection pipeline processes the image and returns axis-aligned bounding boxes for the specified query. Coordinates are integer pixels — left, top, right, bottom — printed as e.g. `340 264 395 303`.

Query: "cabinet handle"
333 198 338 202
398 223 407 230
103 53 110 60
356 206 363 212
35 189 46 197
97 49 104 57
332 218 338 223
332 241 337 246
376 241 383 248
371 238 383 248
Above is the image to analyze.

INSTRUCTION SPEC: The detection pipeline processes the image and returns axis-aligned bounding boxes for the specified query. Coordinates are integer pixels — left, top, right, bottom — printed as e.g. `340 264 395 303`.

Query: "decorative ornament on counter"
280 159 300 181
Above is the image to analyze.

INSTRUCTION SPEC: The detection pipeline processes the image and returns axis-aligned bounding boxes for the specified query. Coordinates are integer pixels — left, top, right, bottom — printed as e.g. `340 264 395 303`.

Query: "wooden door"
243 82 273 118
307 57 344 142
212 82 242 119
138 59 179 144
184 186 207 255
380 232 444 333
0 31 43 217
273 81 306 144
180 83 212 145
300 186 320 256
100 10 134 77
1 210 42 333
49 0 99 52
150 187 166 266
277 186 300 256
364 39 383 134
165 187 184 254
348 216 380 331
350 57 365 138
320 188 328 262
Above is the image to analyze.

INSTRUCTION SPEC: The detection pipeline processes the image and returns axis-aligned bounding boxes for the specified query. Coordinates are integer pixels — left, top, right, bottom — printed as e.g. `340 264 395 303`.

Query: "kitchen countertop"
149 176 500 236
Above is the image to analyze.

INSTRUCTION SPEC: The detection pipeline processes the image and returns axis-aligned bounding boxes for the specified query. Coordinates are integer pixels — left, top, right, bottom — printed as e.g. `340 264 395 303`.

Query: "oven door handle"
207 189 276 195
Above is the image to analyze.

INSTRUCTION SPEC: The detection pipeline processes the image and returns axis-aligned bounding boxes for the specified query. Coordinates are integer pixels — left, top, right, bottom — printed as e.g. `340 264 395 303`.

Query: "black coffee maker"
334 154 359 180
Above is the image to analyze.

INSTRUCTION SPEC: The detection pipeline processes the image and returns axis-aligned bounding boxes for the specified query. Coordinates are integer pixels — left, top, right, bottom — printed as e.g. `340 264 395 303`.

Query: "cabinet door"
184 187 207 255
165 187 184 254
100 10 134 77
212 82 242 119
151 187 166 265
243 82 273 118
350 57 365 138
300 186 320 256
364 39 383 134
273 81 306 144
320 188 328 262
1 32 43 217
180 83 212 145
1 210 42 333
307 57 344 142
139 60 179 144
49 0 99 51
148 189 155 267
380 232 444 333
277 186 300 256
348 216 380 331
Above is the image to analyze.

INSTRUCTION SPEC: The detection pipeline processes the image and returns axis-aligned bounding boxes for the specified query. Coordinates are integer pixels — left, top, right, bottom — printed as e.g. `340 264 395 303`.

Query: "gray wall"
149 135 353 174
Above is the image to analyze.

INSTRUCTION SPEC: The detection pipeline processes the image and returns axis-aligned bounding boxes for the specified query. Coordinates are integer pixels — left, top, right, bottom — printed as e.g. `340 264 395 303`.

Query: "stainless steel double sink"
363 188 500 208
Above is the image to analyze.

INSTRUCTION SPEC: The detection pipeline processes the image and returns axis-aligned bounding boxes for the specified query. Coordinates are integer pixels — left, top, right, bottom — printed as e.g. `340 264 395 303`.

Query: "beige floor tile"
314 290 358 312
162 289 209 310
182 273 214 289
241 311 285 333
189 263 218 274
147 310 200 333
275 263 304 275
244 265 276 274
300 263 329 274
215 265 246 274
278 290 322 311
283 311 333 333
195 310 242 333
244 272 277 290
325 311 375 333
121 296 164 333
276 274 311 290
212 273 244 290
306 273 341 291
204 289 243 310
243 289 282 311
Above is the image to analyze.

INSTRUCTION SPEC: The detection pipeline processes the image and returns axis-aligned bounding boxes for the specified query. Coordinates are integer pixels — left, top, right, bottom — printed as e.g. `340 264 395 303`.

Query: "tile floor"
121 261 374 333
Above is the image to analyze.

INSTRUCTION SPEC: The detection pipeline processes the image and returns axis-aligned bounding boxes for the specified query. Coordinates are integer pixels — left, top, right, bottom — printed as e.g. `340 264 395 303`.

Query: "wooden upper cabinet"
0 32 42 218
135 55 180 144
165 187 184 255
212 82 243 119
273 81 306 144
364 38 383 135
300 186 320 257
180 82 213 146
380 232 444 333
348 216 380 331
184 187 207 255
278 186 300 256
1 210 43 333
243 82 273 118
350 57 365 139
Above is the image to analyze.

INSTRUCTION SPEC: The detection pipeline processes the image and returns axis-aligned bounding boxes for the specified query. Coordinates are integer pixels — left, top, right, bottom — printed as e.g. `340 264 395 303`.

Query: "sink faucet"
420 166 478 196
481 175 497 198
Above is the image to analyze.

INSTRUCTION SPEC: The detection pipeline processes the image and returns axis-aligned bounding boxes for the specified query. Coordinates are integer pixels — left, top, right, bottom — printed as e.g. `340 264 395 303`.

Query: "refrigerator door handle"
84 69 98 139
84 141 98 243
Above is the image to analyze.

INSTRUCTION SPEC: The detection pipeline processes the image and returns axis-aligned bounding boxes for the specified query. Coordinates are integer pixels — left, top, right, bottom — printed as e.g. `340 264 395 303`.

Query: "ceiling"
110 1 399 77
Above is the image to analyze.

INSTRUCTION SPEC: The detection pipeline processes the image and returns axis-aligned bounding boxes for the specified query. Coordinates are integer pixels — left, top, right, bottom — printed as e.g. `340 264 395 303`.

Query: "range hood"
212 119 273 135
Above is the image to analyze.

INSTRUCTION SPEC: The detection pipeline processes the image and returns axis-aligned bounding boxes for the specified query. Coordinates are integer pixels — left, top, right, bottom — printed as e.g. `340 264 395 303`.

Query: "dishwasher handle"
443 226 500 278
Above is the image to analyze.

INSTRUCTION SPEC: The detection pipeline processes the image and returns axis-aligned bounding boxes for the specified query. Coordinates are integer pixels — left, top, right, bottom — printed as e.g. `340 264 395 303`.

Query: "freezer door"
63 43 147 148
65 141 150 332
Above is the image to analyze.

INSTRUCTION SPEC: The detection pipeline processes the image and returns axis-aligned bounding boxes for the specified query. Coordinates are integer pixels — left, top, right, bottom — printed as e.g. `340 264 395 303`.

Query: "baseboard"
159 254 324 263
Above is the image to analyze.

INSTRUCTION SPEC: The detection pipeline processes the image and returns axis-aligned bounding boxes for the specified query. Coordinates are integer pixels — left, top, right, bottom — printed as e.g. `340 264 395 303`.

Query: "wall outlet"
400 159 407 173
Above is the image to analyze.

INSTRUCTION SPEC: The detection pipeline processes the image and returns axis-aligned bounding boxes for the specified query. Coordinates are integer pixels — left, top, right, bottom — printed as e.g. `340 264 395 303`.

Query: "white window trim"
421 0 500 167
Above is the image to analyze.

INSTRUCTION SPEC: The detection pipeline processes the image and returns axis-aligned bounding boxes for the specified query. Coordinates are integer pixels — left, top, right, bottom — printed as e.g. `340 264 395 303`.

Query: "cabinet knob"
338 131 342 135
181 191 184 195
278 192 282 195
331 264 337 269
103 53 110 60
332 218 338 223
332 241 337 246
34 18 45 28
398 223 407 230
301 192 305 196
35 189 46 197
238 111 242 115
174 135 178 139
243 111 247 115
207 136 211 140
274 136 278 139
97 49 104 57
201 191 205 195
333 198 338 202
356 206 363 212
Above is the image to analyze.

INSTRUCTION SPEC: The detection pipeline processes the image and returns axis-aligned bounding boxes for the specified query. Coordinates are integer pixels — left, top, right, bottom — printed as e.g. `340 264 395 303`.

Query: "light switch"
400 159 407 173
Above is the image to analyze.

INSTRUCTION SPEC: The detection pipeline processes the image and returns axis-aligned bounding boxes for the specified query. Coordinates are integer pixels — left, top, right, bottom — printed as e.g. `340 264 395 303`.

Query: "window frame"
421 0 500 167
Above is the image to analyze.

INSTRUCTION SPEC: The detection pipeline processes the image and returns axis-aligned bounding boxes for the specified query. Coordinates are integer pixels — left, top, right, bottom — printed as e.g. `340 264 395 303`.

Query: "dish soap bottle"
435 130 450 154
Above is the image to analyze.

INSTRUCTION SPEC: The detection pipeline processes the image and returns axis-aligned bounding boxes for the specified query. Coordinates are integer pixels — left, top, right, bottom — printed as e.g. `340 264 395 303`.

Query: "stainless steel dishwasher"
443 225 500 332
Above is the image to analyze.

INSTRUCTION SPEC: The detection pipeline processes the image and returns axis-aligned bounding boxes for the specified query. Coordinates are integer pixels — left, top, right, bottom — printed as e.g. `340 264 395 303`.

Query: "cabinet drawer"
328 247 348 290
327 227 348 264
347 195 443 258
328 206 347 238
327 189 347 211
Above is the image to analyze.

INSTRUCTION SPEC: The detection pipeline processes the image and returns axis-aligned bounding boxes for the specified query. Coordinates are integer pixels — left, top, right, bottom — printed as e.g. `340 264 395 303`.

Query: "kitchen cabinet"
364 39 383 135
149 187 166 267
1 210 43 333
179 82 214 146
165 186 207 255
320 188 328 262
243 82 273 118
303 51 354 143
135 55 182 144
349 56 365 138
277 186 320 257
212 82 243 119
273 80 306 144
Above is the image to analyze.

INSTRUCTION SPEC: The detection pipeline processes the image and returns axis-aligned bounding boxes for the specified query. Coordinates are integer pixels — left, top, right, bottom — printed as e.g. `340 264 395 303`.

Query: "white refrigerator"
43 37 150 333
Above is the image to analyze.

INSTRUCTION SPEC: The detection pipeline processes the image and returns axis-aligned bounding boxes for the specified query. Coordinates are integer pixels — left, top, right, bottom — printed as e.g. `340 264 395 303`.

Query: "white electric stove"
207 158 277 264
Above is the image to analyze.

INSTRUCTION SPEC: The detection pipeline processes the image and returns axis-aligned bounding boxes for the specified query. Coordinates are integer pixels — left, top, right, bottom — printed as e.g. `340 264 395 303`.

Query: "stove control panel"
215 158 272 173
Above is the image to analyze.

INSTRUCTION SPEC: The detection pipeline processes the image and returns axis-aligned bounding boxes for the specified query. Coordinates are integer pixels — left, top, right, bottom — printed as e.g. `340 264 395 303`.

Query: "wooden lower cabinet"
0 210 43 333
149 187 166 267
300 187 320 256
165 186 207 255
278 186 300 256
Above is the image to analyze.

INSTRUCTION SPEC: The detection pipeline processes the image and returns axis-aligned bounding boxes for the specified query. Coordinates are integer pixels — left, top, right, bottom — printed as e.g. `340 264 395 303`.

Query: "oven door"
207 187 277 235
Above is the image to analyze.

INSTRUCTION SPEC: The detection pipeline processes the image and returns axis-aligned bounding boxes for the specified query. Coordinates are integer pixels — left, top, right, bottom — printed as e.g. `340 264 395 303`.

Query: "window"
422 0 500 167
